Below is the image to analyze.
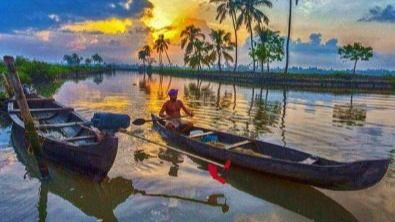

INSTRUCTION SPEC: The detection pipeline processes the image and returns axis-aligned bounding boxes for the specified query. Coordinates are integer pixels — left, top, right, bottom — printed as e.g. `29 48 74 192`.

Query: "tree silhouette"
338 42 373 75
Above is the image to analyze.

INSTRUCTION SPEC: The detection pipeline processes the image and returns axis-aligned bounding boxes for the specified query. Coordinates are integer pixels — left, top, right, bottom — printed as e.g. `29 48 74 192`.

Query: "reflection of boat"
11 126 131 221
12 126 228 221
152 114 390 190
190 157 358 221
8 95 118 179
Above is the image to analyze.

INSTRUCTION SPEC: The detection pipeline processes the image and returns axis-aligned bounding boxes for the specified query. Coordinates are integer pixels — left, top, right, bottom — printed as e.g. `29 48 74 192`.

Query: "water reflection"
11 126 229 221
332 94 367 127
191 158 358 222
2 72 394 221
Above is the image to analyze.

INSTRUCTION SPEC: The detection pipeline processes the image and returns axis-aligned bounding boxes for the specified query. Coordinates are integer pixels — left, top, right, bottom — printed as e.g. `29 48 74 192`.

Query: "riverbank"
0 57 112 83
153 68 395 93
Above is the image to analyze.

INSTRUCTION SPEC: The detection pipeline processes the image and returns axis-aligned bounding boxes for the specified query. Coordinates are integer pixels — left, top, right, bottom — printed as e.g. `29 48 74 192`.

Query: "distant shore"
151 67 395 93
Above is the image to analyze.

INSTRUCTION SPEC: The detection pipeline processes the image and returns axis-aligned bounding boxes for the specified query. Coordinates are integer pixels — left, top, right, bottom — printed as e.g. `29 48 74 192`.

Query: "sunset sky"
0 0 394 70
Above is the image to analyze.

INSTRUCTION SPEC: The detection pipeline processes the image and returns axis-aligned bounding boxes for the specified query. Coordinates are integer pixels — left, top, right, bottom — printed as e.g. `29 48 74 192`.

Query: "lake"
0 71 394 221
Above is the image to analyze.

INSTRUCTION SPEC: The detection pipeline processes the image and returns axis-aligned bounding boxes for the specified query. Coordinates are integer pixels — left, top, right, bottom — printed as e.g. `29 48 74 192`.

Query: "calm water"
0 71 394 222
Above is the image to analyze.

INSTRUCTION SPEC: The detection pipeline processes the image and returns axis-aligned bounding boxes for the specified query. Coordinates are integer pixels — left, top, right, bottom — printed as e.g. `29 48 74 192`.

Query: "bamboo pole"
1 73 13 97
3 56 49 179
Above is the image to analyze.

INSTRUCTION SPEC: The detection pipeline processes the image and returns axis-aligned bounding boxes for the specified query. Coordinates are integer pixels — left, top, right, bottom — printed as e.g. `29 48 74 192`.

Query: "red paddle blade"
224 160 232 170
208 164 226 184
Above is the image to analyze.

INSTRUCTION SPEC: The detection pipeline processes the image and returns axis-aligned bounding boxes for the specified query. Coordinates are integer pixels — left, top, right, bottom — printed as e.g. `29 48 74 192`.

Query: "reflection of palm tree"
280 90 287 146
285 0 299 74
216 83 222 108
237 0 272 72
248 88 255 115
253 88 281 134
233 84 237 110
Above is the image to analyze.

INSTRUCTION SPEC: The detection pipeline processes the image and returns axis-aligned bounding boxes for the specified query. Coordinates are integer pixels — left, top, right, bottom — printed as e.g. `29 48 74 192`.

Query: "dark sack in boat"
91 112 130 130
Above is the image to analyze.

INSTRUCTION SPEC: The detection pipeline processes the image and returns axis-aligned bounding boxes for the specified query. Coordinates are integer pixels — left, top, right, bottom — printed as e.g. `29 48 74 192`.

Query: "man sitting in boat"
159 89 194 133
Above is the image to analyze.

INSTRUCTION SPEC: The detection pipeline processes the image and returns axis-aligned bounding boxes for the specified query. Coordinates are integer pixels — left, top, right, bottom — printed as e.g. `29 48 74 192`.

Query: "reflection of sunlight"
75 96 130 112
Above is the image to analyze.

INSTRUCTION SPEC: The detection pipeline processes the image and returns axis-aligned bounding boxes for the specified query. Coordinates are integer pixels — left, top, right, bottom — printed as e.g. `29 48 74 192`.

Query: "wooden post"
1 73 13 97
3 56 49 179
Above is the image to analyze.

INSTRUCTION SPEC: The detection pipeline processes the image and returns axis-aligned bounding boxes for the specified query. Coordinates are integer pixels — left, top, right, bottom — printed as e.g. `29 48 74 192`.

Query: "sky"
0 0 394 70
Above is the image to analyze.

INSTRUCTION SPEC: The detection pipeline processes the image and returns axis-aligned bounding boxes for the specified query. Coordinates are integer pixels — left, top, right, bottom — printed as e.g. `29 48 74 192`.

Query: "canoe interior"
10 96 98 145
156 118 340 166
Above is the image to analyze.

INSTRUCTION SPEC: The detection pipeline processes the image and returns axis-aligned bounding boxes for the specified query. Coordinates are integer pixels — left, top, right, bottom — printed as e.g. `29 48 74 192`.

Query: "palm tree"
154 34 171 67
284 0 299 74
180 25 206 62
237 0 272 72
138 50 147 70
209 29 235 72
184 40 212 70
138 45 152 72
211 0 239 72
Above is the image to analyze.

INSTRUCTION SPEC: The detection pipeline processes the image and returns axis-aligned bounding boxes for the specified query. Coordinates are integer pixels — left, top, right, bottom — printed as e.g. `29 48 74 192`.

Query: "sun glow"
62 18 133 35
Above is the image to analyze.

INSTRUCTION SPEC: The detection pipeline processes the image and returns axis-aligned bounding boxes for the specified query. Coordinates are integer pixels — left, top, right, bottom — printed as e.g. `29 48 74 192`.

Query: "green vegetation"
251 27 284 73
209 29 235 72
338 43 373 75
236 0 272 72
0 55 109 83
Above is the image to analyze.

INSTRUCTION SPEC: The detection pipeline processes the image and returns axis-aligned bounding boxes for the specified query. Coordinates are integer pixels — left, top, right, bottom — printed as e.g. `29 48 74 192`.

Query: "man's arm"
179 101 193 117
159 103 167 118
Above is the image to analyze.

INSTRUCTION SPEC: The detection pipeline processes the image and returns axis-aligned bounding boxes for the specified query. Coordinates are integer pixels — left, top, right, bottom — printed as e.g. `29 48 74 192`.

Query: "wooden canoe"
8 95 118 180
151 114 390 190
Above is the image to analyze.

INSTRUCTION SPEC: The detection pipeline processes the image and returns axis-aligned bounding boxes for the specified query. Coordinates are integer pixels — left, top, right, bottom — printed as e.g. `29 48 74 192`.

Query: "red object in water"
208 164 226 184
224 160 232 170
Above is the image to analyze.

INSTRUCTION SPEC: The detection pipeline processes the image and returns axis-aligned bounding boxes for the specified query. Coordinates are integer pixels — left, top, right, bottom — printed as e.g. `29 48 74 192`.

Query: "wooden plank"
225 140 251 150
189 131 214 139
10 98 55 102
10 107 73 113
37 122 86 129
62 135 96 142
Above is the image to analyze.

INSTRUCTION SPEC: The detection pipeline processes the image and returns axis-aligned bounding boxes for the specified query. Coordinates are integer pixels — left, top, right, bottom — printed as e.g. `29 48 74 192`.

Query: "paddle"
132 115 188 126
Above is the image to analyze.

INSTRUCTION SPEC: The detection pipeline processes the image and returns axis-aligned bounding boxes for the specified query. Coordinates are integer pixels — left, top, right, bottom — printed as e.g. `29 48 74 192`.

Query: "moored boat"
8 95 118 180
151 114 390 190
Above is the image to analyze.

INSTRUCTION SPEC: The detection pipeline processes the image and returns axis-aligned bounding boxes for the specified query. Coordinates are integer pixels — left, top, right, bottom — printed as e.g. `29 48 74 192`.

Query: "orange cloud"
61 18 133 35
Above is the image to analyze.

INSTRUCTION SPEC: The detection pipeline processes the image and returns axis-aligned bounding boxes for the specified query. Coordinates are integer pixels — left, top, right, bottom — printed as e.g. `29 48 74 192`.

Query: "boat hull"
152 114 390 190
8 96 118 180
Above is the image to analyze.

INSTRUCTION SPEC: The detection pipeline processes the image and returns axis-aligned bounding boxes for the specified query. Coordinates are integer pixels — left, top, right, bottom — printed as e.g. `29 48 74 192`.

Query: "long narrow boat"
8 95 118 180
152 114 390 190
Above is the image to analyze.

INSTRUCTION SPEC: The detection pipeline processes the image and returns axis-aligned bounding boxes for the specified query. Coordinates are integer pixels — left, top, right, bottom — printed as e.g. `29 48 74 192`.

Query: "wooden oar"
132 115 188 126
119 129 231 169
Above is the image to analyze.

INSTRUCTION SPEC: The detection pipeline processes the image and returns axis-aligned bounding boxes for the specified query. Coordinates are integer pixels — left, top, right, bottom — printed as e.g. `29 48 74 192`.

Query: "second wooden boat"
8 95 118 180
152 114 390 190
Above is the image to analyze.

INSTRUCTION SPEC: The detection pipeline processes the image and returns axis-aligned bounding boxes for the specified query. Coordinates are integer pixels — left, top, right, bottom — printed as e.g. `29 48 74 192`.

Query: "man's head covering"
168 89 178 96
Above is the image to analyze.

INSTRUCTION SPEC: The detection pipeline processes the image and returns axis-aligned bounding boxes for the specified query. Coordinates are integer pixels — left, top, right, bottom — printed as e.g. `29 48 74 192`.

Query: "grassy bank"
153 67 395 92
0 56 111 83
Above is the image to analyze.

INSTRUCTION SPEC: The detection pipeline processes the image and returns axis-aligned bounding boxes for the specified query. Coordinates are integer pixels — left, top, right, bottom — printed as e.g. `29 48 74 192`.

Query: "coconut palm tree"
184 40 213 70
180 25 206 62
284 0 299 74
138 50 147 70
154 34 171 67
211 0 240 72
209 29 235 72
138 45 152 72
237 0 272 72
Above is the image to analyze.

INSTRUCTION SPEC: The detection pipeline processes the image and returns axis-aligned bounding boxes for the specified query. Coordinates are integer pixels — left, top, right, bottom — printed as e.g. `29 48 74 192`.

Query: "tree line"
138 0 374 75
63 53 104 66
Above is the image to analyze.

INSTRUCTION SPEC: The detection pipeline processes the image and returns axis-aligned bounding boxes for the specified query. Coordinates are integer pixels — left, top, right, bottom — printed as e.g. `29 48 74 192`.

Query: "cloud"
61 18 133 35
0 0 153 33
291 33 339 55
359 5 395 23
